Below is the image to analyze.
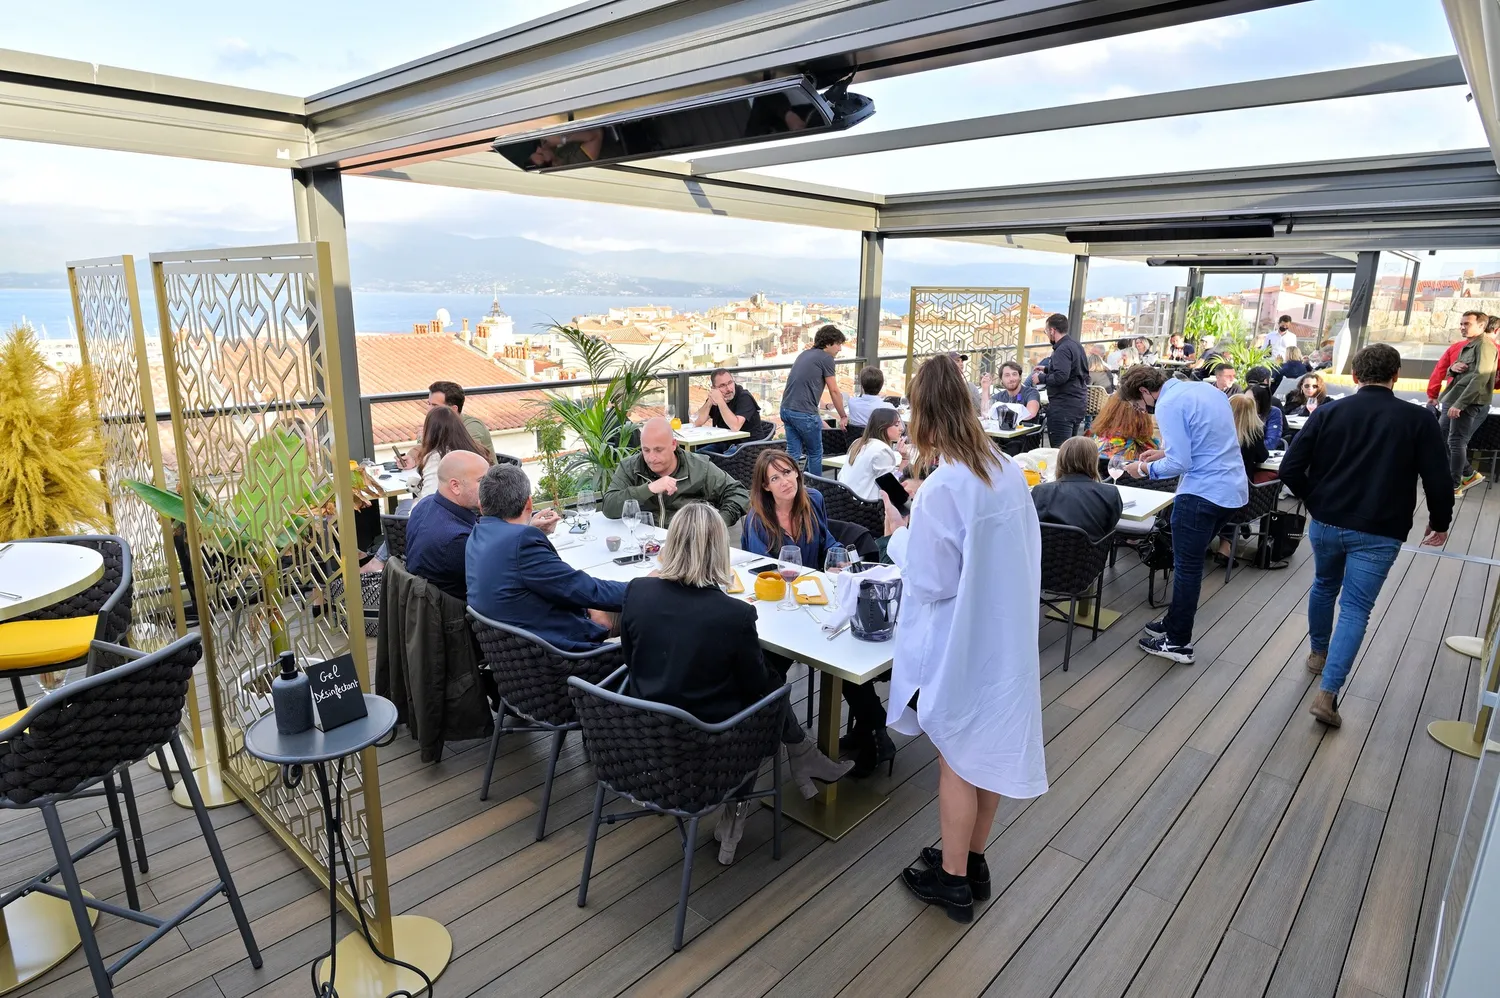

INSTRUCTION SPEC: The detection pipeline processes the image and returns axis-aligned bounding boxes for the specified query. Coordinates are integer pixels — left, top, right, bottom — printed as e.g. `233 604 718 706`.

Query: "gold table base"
1044 603 1123 630
1427 719 1500 760
314 915 451 997
771 673 892 841
0 891 98 995
168 727 260 809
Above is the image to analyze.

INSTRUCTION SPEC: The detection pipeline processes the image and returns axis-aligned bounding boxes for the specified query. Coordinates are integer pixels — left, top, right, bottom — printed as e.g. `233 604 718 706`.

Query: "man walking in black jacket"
1279 344 1452 728
1031 313 1089 445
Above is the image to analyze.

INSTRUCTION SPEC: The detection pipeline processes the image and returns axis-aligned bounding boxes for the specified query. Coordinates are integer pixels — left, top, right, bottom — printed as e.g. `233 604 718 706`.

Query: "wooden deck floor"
4 485 1493 998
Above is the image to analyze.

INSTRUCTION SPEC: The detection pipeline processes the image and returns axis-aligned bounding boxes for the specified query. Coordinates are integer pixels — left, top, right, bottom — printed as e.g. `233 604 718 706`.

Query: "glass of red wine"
777 545 802 611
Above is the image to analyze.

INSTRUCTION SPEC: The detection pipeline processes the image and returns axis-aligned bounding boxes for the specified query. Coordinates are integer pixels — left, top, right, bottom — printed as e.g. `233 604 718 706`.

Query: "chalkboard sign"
308 654 368 731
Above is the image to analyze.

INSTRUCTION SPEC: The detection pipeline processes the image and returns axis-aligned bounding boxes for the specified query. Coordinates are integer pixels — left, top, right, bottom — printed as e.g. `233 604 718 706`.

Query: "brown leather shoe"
1309 690 1342 727
1306 651 1326 676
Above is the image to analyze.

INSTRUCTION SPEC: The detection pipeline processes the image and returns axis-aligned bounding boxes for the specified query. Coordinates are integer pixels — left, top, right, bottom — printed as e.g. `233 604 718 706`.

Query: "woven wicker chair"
1466 412 1500 484
468 610 627 840
1040 523 1115 672
379 513 410 560
707 438 786 488
4 534 133 709
1218 479 1282 582
569 666 786 951
821 425 849 459
806 475 884 539
0 634 261 997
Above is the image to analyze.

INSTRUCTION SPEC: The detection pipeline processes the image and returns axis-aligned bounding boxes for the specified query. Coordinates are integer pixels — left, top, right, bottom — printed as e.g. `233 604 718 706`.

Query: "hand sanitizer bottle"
271 651 314 735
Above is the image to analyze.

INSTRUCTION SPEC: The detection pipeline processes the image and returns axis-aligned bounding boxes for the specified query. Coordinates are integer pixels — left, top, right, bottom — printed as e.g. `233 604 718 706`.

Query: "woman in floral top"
1088 392 1160 460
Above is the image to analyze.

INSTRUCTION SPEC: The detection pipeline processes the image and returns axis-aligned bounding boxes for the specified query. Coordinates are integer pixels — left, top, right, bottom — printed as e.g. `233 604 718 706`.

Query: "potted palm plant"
1185 297 1270 373
532 325 681 491
0 324 109 540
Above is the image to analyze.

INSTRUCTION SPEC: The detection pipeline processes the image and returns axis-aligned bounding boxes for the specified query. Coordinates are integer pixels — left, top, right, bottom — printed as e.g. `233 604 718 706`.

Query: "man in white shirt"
846 366 896 429
1272 315 1298 361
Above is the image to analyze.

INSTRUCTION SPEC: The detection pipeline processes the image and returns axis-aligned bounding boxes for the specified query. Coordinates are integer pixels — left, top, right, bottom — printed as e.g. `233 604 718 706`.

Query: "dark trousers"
766 651 884 742
1046 409 1085 448
1163 493 1234 647
1438 402 1489 486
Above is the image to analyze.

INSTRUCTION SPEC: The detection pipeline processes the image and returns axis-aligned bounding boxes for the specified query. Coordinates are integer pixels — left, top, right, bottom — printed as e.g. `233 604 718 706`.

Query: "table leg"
1044 595 1122 630
0 888 97 995
777 670 890 841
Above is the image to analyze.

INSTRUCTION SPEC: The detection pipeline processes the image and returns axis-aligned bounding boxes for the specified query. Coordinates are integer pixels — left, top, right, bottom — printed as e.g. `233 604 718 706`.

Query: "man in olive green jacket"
604 418 749 527
1438 309 1497 494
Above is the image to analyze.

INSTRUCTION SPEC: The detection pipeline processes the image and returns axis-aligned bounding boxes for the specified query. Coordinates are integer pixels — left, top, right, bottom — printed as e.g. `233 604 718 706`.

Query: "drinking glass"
637 512 658 556
1108 453 1127 482
777 545 803 611
823 546 851 609
621 498 640 549
1036 456 1051 482
36 668 72 695
576 489 596 538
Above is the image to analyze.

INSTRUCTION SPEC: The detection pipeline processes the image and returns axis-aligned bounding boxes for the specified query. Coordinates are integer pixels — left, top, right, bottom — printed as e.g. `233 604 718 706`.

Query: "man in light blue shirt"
1120 366 1248 665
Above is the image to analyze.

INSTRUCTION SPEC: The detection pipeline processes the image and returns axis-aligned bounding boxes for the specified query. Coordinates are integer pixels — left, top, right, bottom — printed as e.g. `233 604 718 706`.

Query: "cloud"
213 37 296 73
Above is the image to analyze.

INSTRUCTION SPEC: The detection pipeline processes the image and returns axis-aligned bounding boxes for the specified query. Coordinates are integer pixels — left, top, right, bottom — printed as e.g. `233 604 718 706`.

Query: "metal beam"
1346 250 1380 364
292 169 369 460
0 49 308 167
1067 255 1089 342
298 0 1304 172
856 232 884 365
689 57 1466 175
876 149 1500 248
365 151 881 231
1442 0 1500 169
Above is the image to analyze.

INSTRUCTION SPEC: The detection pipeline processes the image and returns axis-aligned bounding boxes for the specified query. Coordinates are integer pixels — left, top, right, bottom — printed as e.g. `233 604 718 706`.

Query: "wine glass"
1108 453 1127 483
637 512 658 556
621 499 640 551
823 546 851 609
777 545 803 611
36 668 72 695
1036 456 1051 482
576 489 596 538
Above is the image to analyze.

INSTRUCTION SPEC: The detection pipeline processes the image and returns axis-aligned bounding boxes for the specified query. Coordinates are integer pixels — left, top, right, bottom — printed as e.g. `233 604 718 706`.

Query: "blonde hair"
1056 437 1101 479
909 356 1004 486
1229 393 1264 446
1285 345 1303 362
655 502 732 588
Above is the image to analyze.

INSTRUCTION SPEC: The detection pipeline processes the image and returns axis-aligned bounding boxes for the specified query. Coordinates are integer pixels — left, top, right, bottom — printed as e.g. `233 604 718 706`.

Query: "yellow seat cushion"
0 708 23 730
0 616 99 670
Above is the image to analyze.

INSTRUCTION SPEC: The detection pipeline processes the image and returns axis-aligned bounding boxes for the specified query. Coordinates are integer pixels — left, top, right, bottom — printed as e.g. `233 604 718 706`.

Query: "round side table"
244 695 450 997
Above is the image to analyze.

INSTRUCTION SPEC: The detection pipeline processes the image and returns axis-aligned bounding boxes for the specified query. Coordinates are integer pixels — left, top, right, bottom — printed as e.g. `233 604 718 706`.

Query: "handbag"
1256 510 1305 569
1137 511 1175 571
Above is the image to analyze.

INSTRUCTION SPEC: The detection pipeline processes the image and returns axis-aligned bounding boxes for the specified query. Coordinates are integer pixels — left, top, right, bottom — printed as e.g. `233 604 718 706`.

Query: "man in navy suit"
466 463 626 651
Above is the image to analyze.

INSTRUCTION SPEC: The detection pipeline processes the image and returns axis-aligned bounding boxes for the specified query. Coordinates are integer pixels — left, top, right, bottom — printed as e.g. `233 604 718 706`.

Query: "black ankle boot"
902 865 973 922
918 847 991 902
850 728 896 779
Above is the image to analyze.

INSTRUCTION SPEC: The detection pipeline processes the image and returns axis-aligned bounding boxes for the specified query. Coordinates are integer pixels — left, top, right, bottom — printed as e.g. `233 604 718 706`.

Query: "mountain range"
1 226 1184 301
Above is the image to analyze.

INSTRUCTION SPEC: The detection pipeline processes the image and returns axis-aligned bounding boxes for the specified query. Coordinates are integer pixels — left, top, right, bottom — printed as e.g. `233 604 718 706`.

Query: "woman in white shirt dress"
841 409 911 516
887 355 1047 922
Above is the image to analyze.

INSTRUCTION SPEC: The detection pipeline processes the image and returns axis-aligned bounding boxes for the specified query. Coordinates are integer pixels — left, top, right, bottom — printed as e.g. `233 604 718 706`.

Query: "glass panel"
1079 260 1190 366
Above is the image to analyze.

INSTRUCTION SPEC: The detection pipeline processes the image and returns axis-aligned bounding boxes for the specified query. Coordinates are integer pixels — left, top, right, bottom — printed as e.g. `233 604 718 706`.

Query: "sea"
1 288 1066 341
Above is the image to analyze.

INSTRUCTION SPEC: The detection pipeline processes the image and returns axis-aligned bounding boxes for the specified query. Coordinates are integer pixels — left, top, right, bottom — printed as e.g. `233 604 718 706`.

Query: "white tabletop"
823 454 848 471
981 421 1044 440
1285 414 1308 430
0 542 106 622
371 470 411 499
1112 484 1176 522
674 425 750 449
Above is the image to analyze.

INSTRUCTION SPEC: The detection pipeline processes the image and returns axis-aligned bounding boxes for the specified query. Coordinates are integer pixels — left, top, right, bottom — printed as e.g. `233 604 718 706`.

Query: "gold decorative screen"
905 286 1030 385
150 243 390 936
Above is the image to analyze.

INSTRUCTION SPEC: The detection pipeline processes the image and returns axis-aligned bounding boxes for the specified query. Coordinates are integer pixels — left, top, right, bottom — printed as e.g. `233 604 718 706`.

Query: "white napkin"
821 563 902 635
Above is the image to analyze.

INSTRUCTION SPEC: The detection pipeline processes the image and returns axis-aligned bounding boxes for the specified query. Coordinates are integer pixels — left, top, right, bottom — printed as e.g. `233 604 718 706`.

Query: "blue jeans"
781 409 825 476
1307 520 1401 694
1163 493 1234 647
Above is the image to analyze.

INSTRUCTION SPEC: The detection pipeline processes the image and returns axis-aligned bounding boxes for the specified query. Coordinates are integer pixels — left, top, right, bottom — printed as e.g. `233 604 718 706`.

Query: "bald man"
604 416 749 527
405 450 537 601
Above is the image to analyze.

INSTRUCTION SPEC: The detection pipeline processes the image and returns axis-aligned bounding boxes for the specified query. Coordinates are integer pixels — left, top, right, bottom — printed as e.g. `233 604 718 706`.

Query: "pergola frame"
4 0 1500 457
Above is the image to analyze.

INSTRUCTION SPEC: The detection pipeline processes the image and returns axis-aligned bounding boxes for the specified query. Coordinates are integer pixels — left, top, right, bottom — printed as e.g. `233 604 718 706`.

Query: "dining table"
553 513 894 840
673 425 750 450
0 541 105 623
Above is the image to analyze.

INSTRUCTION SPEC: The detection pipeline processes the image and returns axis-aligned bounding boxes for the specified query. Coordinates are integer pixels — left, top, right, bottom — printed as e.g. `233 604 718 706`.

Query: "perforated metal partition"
905 286 1030 385
150 242 392 940
67 255 197 739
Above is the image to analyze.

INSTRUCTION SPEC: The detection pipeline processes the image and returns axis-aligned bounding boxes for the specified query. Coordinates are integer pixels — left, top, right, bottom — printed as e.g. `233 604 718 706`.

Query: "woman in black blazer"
620 504 851 864
1029 437 1123 544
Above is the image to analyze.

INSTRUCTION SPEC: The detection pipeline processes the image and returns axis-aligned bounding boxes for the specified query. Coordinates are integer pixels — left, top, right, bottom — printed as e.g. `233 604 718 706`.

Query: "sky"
1 0 1496 280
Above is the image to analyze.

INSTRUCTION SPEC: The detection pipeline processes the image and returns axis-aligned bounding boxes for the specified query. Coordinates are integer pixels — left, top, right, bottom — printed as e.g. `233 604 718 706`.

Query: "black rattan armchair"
806 475 884 539
1218 479 1282 582
0 634 260 998
1040 523 1115 672
821 425 849 458
569 666 786 951
468 610 627 840
379 513 409 560
707 439 786 488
